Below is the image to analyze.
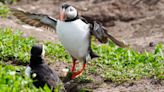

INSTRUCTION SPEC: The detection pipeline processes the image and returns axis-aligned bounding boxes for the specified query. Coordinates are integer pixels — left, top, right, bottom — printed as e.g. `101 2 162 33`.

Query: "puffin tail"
90 49 99 59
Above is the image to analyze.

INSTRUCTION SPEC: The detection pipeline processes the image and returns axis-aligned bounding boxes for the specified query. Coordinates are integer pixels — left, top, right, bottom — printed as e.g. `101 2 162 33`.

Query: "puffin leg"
71 58 77 72
71 62 86 79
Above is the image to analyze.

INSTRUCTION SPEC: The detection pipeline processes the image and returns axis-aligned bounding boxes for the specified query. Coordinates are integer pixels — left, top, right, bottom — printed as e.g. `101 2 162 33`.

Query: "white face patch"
42 45 45 57
65 6 77 19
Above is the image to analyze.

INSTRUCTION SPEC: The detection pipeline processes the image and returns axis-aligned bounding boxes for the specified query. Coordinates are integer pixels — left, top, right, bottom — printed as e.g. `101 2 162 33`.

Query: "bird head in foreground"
31 44 45 57
30 44 45 66
60 4 78 21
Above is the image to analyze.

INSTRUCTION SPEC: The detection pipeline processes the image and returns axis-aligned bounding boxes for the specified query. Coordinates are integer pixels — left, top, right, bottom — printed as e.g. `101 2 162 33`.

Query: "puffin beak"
60 9 65 21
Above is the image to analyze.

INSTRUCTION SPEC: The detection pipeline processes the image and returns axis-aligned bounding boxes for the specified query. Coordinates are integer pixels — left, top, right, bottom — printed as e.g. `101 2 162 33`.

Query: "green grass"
0 4 10 17
0 28 71 64
0 63 53 92
0 0 17 4
45 42 71 62
90 42 164 83
0 28 35 64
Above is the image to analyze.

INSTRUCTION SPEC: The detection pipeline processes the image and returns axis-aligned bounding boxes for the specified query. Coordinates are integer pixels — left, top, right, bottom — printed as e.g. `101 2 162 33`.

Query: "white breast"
56 19 90 61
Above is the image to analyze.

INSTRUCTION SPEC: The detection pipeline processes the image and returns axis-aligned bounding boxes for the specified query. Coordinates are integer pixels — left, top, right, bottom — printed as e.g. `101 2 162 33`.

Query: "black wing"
80 17 128 48
32 64 66 92
11 9 57 29
92 21 129 47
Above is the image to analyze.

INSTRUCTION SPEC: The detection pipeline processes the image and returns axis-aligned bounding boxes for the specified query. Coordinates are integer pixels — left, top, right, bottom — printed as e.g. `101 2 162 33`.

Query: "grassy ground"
0 27 163 91
0 63 61 92
0 4 10 17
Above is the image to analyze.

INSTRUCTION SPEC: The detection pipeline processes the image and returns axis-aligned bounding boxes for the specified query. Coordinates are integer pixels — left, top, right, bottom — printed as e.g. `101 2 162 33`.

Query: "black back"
31 64 66 92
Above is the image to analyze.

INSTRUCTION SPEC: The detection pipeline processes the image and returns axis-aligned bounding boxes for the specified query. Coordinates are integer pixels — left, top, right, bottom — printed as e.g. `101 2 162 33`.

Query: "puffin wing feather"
102 26 129 48
11 9 57 29
91 21 129 48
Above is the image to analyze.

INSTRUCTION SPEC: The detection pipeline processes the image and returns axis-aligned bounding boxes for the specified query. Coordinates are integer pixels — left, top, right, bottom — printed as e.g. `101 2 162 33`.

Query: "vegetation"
92 42 164 83
0 4 10 17
0 28 71 64
45 42 71 62
0 28 35 64
0 28 163 87
0 0 17 4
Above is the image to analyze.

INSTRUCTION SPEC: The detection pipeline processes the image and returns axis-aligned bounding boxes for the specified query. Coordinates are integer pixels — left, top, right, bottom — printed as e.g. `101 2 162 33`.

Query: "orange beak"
59 9 65 21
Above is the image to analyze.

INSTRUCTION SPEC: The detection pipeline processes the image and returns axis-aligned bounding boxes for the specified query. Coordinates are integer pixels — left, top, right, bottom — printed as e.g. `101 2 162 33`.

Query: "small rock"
149 42 155 47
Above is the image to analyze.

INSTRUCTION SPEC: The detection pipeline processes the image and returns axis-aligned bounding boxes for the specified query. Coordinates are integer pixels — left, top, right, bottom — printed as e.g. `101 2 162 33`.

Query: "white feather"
25 66 31 77
56 19 90 61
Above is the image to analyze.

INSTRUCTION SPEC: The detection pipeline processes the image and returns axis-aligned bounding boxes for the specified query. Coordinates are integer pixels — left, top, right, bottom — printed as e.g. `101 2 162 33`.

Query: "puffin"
13 4 128 79
25 44 66 92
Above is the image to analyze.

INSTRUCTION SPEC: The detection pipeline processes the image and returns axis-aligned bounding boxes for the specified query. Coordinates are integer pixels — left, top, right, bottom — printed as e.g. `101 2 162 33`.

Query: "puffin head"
30 44 45 67
28 44 45 70
60 4 78 21
30 44 45 58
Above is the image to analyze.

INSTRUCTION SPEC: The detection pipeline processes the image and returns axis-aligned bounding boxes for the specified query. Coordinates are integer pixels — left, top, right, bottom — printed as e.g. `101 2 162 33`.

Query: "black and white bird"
13 4 128 79
25 44 66 92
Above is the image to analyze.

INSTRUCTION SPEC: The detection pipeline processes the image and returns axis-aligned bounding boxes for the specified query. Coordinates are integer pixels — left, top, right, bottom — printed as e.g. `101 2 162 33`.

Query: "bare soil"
0 0 164 92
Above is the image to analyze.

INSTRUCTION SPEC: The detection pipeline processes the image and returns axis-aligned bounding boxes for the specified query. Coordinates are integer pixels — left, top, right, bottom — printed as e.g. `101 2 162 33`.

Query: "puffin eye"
69 8 73 11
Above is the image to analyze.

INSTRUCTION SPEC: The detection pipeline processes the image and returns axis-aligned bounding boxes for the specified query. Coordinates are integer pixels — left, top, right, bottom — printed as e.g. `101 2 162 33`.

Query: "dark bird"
25 44 66 92
13 4 128 80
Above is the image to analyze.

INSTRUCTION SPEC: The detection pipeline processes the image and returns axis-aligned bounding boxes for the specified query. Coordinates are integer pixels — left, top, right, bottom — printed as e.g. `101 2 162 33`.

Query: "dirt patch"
1 0 164 92
91 79 164 92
